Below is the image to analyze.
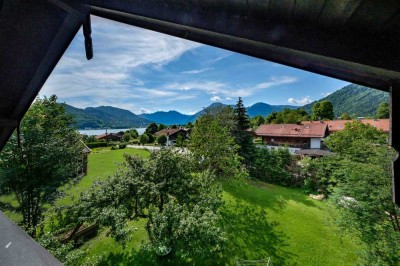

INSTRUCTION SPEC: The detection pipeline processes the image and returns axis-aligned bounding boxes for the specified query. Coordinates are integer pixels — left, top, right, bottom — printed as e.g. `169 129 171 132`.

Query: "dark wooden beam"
390 83 400 205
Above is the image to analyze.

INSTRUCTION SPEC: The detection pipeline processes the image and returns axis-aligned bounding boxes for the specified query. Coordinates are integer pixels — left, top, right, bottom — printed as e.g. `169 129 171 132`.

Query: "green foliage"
312 100 334 120
139 134 149 145
324 121 388 155
85 142 108 149
111 144 119 150
251 147 292 186
0 95 83 236
81 135 97 143
63 149 225 261
250 115 265 129
146 133 155 143
126 129 139 139
305 121 399 264
303 84 389 117
266 108 309 124
175 134 184 147
190 110 242 178
38 233 86 265
376 101 390 119
157 135 167 146
339 112 352 120
233 97 256 168
122 133 131 142
158 124 166 131
146 122 159 135
119 142 127 149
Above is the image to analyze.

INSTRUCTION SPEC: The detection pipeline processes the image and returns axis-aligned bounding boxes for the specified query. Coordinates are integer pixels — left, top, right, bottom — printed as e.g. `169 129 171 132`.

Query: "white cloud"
255 76 298 89
225 97 233 101
140 108 151 114
210 96 221 102
181 68 213 74
321 92 332 97
41 16 201 107
288 96 312 105
163 76 297 99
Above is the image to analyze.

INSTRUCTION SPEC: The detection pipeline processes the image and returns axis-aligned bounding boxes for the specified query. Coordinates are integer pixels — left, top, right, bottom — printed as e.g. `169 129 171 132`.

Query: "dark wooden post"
390 82 400 206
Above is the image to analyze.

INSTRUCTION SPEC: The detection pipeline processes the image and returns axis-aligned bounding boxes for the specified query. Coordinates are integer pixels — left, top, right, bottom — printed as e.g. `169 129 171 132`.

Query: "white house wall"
310 138 321 149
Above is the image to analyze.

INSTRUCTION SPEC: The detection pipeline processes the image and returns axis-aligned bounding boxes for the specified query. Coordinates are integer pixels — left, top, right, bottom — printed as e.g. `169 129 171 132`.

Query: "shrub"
157 135 167 146
147 133 155 143
86 142 108 148
140 134 149 145
122 133 131 142
119 142 127 149
251 147 293 186
130 139 140 144
111 145 119 150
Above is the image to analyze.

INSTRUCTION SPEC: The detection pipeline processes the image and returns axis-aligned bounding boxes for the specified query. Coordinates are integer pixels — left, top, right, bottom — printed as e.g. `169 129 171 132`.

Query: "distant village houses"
95 131 124 141
155 128 190 146
254 119 389 157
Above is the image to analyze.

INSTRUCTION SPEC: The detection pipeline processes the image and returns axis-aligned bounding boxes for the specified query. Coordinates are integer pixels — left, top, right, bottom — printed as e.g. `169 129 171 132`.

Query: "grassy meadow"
0 147 359 265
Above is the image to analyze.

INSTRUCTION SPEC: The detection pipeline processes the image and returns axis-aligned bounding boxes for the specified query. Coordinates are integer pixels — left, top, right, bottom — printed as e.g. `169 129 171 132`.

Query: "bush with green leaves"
85 142 108 148
301 121 399 264
61 149 226 261
157 135 167 146
139 134 149 145
122 133 131 142
0 95 83 237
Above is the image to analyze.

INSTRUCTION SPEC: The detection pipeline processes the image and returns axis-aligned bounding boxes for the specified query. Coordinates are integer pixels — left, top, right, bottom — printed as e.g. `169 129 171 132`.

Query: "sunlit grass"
1 147 359 265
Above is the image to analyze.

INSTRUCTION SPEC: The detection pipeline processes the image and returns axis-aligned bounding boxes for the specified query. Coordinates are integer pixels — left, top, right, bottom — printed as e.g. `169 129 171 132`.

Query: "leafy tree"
171 125 178 129
157 135 167 146
324 121 387 155
139 134 149 145
146 122 159 135
251 147 292 186
186 122 194 128
127 128 139 139
250 115 265 128
339 112 352 120
376 101 390 119
190 111 241 178
175 134 184 147
306 121 399 264
61 150 225 261
147 133 155 143
233 97 256 168
0 95 83 236
266 108 309 124
122 133 131 142
158 124 166 131
311 100 334 120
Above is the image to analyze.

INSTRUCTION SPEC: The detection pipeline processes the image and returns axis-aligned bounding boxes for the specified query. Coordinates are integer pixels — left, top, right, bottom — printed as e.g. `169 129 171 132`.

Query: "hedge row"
85 142 108 148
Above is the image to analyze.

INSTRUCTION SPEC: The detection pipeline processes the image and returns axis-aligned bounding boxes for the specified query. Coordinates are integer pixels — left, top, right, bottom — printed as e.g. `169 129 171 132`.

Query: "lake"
78 128 146 136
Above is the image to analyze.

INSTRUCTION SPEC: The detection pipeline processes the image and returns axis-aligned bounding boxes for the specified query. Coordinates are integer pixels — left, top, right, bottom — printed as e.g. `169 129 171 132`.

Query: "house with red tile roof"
155 128 190 146
301 119 389 133
255 123 329 150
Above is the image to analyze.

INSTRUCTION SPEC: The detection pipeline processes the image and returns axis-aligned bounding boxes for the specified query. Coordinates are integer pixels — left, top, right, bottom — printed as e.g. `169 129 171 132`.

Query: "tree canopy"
265 108 309 124
189 108 242 178
376 102 390 119
0 95 83 236
311 100 334 120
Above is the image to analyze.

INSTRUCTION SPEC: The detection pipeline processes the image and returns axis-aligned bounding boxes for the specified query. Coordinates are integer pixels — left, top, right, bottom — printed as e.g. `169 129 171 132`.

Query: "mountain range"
302 84 388 117
65 84 389 129
64 104 151 129
139 102 298 125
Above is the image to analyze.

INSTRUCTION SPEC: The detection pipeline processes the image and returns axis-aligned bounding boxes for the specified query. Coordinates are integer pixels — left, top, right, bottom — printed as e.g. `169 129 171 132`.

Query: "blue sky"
42 16 349 115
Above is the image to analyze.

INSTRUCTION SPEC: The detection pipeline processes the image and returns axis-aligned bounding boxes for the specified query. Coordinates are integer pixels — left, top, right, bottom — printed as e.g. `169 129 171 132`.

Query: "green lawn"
1 147 359 265
222 180 359 265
